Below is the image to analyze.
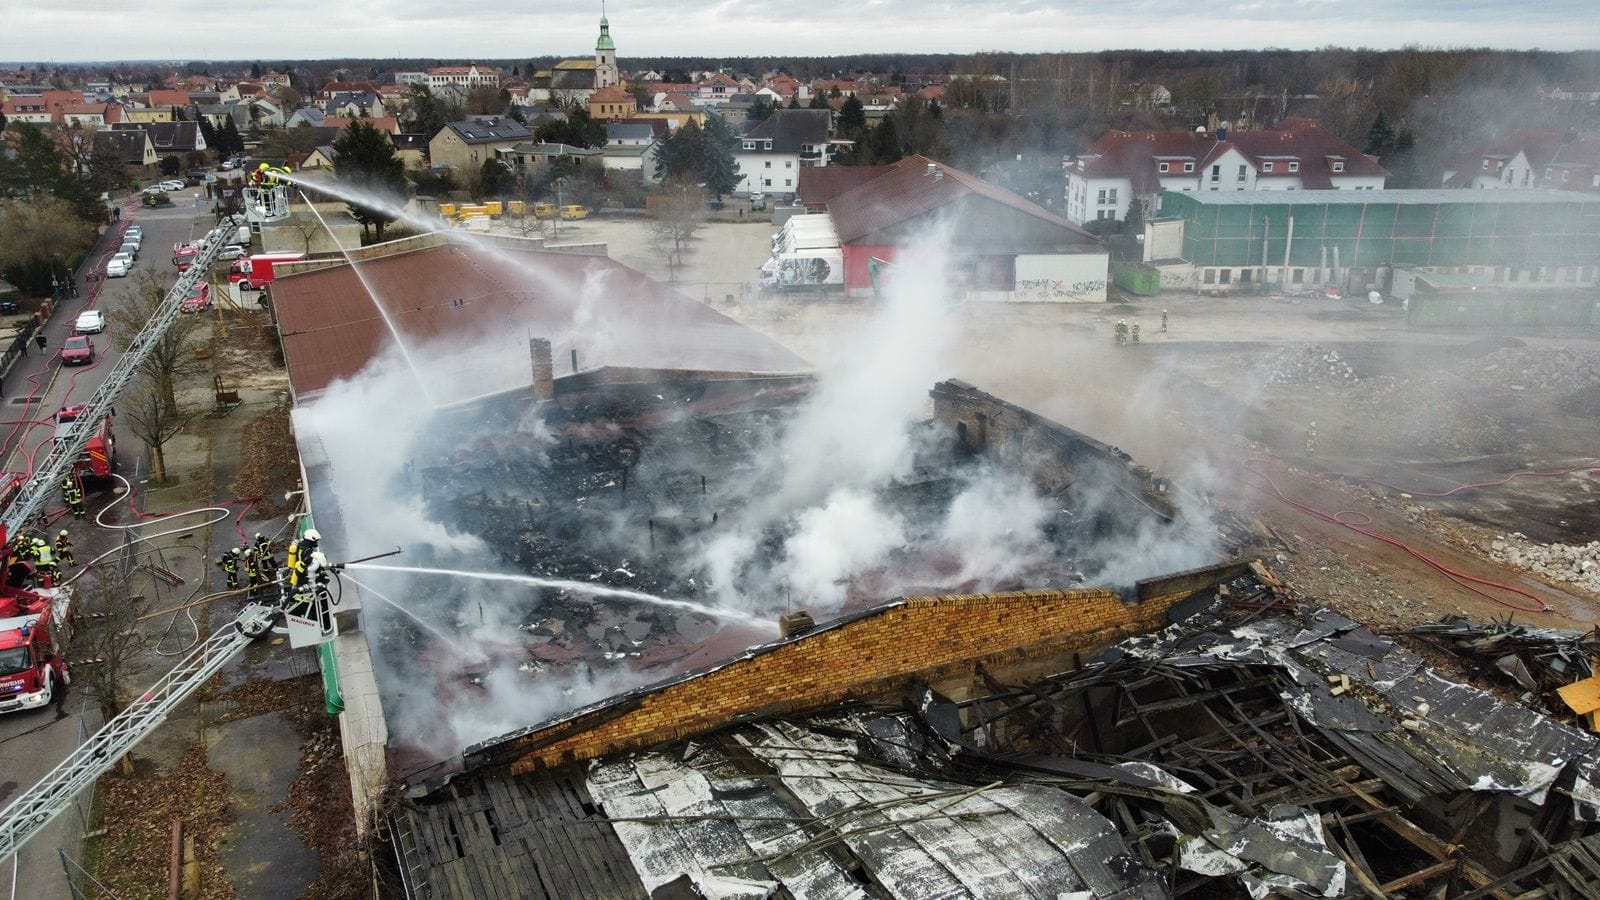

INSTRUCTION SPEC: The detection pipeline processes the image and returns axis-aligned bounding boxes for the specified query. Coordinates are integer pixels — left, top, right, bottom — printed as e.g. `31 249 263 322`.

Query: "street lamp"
553 176 568 240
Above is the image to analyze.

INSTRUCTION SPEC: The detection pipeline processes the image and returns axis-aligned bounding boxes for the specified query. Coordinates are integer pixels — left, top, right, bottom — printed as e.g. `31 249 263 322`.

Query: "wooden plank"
1380 860 1458 893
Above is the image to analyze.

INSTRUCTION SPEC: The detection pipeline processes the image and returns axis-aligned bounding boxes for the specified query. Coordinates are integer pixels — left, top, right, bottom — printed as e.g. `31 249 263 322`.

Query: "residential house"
302 145 338 170
94 129 159 177
0 96 51 123
603 121 661 181
696 74 747 105
393 133 429 169
121 103 175 124
653 91 699 113
497 141 602 176
1441 130 1600 193
325 92 386 117
1064 118 1388 225
428 116 533 172
109 121 208 156
734 108 833 197
811 79 858 98
325 116 401 136
259 71 292 90
394 72 427 86
198 103 250 131
588 86 637 121
248 97 286 127
58 102 121 128
717 94 762 128
318 81 379 101
145 89 190 110
284 107 328 129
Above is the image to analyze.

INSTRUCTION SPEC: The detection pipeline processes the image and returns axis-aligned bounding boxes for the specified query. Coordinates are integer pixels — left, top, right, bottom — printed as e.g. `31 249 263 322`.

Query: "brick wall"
483 584 1195 774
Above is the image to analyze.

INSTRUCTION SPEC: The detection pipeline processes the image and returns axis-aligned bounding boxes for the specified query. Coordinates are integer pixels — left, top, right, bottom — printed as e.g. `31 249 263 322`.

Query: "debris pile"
1455 346 1600 396
1258 345 1357 387
1486 534 1600 596
1408 615 1600 712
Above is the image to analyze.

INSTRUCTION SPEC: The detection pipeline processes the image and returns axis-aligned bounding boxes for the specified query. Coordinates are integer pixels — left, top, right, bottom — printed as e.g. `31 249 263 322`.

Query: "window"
1203 269 1215 284
785 161 793 168
1288 161 1299 173
1263 162 1273 172
1210 164 1220 182
1545 167 1552 178
1240 269 1252 284
742 141 755 150
784 178 791 186
764 161 771 168
1184 162 1194 172
763 178 771 187
1237 164 1247 181
1482 159 1490 170
1292 269 1304 284
1107 189 1118 204
1562 170 1569 182
1219 269 1231 284
1158 162 1169 173
1097 188 1107 203
1332 161 1344 173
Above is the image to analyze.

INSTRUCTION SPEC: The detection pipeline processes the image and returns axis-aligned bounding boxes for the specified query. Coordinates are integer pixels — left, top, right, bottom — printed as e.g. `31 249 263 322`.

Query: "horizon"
4 0 1600 64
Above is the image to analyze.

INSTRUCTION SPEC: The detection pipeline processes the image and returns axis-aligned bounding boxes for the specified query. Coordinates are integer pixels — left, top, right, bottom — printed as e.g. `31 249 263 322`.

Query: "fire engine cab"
54 405 115 482
0 583 69 715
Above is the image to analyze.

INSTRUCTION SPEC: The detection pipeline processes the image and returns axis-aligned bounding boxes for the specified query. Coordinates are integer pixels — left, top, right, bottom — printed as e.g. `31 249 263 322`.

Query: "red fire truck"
0 583 69 715
172 240 203 272
227 252 305 292
54 405 115 481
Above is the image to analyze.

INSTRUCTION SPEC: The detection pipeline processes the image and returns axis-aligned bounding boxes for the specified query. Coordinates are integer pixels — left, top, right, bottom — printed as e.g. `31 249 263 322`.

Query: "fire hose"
1244 459 1551 614
1358 463 1600 498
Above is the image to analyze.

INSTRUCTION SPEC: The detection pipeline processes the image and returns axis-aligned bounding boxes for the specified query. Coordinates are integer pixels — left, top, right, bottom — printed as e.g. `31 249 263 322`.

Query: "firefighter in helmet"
33 538 55 583
64 480 84 519
252 533 276 586
240 541 259 589
54 530 74 569
219 548 240 591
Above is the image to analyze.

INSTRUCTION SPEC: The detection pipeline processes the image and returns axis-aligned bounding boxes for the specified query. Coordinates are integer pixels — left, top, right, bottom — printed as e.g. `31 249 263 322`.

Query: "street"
0 193 214 900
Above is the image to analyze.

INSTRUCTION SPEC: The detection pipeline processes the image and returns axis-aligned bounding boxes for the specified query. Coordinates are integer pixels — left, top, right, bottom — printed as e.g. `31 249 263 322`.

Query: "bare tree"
121 372 192 484
108 271 206 417
650 180 708 279
65 565 151 723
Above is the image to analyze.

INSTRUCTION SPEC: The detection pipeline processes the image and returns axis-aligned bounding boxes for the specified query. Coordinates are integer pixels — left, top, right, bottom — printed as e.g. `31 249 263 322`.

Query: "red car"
61 335 94 366
181 282 211 313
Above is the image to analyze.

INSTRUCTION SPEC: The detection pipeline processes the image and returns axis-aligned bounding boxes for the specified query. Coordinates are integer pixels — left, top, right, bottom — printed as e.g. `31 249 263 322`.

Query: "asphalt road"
0 191 213 900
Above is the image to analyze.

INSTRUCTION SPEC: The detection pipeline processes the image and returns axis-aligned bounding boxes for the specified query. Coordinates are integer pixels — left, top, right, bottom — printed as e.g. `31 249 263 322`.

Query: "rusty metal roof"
271 243 811 400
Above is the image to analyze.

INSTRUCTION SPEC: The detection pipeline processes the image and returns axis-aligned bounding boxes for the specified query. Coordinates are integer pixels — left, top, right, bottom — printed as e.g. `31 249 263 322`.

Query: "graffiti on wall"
1014 278 1107 301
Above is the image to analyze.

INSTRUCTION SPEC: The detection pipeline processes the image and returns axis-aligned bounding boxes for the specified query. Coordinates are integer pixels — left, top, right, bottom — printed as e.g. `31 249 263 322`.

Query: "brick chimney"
530 338 554 401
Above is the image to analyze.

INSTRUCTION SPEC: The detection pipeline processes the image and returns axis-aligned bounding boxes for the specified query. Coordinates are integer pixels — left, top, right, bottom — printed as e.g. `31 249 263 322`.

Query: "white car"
121 232 142 251
74 310 106 334
219 244 248 260
112 251 135 268
160 180 186 192
106 258 131 278
141 185 164 196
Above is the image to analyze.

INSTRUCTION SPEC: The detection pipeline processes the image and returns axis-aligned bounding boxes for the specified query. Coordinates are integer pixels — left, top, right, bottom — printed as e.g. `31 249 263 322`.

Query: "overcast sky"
4 1 1596 62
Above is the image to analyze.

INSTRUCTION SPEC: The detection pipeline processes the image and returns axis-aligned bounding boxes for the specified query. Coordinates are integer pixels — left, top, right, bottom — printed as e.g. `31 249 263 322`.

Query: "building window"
1482 159 1490 170
1184 162 1194 172
764 161 771 168
1263 162 1273 172
1288 161 1299 172
1332 161 1344 172
1097 188 1107 203
1219 269 1231 284
784 178 791 186
1292 269 1304 284
1545 167 1552 178
1210 165 1220 182
1107 189 1118 204
1240 269 1252 284
1237 164 1247 181
1158 162 1169 173
763 178 771 187
1562 170 1569 182
1203 269 1215 284
785 161 793 168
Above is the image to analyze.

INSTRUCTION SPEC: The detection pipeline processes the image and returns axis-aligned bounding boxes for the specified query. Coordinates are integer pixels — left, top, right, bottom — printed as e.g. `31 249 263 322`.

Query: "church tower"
594 8 619 90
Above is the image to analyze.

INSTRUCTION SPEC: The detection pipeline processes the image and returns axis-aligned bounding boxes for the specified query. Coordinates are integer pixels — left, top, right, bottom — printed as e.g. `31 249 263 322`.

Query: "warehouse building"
1155 188 1600 296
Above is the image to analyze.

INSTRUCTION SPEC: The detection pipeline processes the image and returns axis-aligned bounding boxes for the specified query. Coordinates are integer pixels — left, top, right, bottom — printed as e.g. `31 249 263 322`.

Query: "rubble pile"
1487 535 1600 596
1454 346 1600 396
1258 345 1358 387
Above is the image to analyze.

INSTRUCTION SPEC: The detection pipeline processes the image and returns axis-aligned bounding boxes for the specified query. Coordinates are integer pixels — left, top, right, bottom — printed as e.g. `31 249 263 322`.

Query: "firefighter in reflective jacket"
63 480 84 519
54 531 74 568
220 548 240 590
33 539 55 582
252 533 276 585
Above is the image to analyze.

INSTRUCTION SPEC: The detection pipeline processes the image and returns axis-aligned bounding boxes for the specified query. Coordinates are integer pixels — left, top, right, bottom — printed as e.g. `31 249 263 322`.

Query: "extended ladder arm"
0 221 233 538
0 603 277 862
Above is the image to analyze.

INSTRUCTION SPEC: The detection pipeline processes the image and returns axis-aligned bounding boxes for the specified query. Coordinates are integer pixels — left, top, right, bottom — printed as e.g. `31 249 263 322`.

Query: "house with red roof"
788 155 1105 300
1440 130 1600 193
1065 118 1387 225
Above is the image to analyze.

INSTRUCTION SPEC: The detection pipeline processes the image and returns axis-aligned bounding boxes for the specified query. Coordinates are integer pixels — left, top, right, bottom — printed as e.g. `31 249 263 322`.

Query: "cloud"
3 1 1596 61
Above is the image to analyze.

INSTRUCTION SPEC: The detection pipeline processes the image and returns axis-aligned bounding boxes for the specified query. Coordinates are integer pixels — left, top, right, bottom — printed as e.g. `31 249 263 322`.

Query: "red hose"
1245 459 1552 613
1361 463 1600 498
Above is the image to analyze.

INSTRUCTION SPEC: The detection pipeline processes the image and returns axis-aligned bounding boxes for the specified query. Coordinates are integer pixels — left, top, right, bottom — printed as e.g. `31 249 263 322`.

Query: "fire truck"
0 584 70 715
53 405 115 482
172 240 203 272
227 252 305 292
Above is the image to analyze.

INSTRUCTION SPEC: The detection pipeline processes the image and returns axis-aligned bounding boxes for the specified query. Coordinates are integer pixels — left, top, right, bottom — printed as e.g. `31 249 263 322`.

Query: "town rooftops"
741 108 829 152
443 117 532 144
605 122 655 142
1079 118 1386 194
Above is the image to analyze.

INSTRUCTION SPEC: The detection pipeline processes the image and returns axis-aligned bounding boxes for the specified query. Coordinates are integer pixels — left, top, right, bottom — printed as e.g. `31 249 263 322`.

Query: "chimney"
530 337 554 401
779 611 815 638
926 162 937 177
1215 123 1228 141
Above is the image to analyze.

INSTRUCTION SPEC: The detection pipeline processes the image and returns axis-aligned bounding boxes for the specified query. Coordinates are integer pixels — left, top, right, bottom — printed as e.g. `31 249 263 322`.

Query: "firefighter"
220 548 240 591
54 530 74 568
1131 322 1141 344
1305 421 1317 456
64 480 84 519
1161 309 1169 333
1113 319 1127 346
253 534 276 586
240 542 259 589
33 539 55 582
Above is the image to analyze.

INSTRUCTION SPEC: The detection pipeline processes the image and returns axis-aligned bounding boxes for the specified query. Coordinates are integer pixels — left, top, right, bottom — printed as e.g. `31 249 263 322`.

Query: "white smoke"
938 465 1055 583
780 489 908 607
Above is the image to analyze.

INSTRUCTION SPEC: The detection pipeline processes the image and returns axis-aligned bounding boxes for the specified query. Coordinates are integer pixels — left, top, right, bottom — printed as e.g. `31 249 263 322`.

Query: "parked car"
117 242 139 260
560 204 590 220
749 192 767 211
125 225 144 240
105 258 131 278
111 251 135 270
141 185 164 196
181 282 211 313
120 232 142 251
705 197 724 210
74 310 105 334
60 336 94 366
219 244 248 260
160 180 186 192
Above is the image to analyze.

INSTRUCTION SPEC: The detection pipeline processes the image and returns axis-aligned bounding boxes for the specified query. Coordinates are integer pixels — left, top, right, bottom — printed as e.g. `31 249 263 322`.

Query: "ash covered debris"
390 568 1600 899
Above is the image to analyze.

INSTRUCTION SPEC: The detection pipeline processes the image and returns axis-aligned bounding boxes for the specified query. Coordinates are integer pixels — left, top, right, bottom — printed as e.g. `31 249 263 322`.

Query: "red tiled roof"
324 116 400 134
320 81 378 96
824 155 1094 246
1078 119 1385 194
271 244 811 399
146 89 189 107
589 86 634 104
795 166 893 205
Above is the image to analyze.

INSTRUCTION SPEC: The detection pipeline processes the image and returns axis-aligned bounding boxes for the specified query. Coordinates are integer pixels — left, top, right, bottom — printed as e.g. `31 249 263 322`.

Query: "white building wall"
996 252 1110 302
1064 174 1133 224
736 152 800 196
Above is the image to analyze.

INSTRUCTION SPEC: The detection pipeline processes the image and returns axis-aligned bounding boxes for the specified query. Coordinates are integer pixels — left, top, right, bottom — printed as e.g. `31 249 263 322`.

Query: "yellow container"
483 201 504 218
507 200 526 216
438 202 458 218
533 202 557 219
560 204 589 220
